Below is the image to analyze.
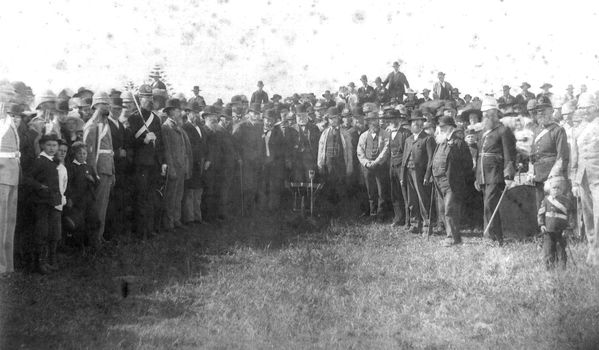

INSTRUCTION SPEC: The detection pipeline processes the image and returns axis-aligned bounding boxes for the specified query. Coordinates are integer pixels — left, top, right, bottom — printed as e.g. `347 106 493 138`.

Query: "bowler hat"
360 75 368 81
381 109 403 120
192 86 201 92
163 98 181 113
110 97 123 108
392 61 400 67
257 80 264 86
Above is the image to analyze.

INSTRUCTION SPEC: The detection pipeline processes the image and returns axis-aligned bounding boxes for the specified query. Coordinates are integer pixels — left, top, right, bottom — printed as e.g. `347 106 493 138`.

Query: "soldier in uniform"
377 109 412 227
571 94 599 265
232 103 264 215
317 107 354 215
128 84 166 238
530 98 569 209
357 112 389 218
400 111 436 235
474 96 517 245
430 116 473 246
0 83 19 274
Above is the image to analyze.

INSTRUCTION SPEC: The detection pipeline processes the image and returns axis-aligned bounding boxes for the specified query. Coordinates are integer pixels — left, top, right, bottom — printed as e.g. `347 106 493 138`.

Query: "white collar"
40 151 54 161
73 159 86 165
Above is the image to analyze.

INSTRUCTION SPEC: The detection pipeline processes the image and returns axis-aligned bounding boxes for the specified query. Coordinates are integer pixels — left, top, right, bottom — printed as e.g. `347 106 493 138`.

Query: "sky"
1 0 598 103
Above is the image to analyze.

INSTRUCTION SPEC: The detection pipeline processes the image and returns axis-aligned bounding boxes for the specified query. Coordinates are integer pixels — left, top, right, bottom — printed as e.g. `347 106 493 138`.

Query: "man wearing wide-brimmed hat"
188 86 206 109
516 82 535 110
161 98 192 231
430 115 473 246
149 70 166 90
450 88 466 108
383 61 410 104
82 91 115 247
30 90 62 137
537 83 554 100
497 85 517 109
563 84 576 103
474 96 517 246
400 111 436 235
357 111 389 219
530 98 569 210
432 72 453 100
419 88 433 104
571 93 599 265
0 82 19 274
128 84 166 238
403 88 419 113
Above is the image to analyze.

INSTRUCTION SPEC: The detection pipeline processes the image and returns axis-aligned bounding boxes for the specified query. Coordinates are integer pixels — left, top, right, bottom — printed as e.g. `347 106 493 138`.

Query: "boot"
33 252 50 275
369 201 377 217
47 241 59 271
390 205 405 227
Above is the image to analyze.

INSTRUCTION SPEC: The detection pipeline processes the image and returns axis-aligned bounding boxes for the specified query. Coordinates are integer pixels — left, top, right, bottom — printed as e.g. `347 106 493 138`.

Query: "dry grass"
1 215 599 349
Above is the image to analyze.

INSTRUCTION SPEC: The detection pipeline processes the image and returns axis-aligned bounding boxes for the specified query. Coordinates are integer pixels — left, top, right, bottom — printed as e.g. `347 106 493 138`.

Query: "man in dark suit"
258 109 287 211
474 96 517 246
377 109 412 227
497 85 517 108
400 112 436 235
105 97 130 239
430 116 473 246
232 103 264 215
127 84 166 238
288 105 320 184
357 75 376 107
182 103 210 224
250 81 269 105
515 82 536 112
531 99 569 209
383 61 410 103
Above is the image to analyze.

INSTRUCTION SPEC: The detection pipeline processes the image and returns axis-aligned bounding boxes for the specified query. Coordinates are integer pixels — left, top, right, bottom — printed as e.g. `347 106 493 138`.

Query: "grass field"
1 212 599 349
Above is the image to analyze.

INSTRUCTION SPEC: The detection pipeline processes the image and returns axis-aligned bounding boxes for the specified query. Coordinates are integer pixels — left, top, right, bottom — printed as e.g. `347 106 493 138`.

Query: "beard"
435 127 453 144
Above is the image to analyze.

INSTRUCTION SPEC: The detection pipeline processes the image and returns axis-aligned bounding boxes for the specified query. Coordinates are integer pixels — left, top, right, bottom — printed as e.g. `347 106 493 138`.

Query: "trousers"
93 174 115 246
579 171 599 265
183 187 203 223
434 176 461 241
164 169 186 229
543 231 567 269
482 182 505 242
134 165 162 236
389 165 408 224
407 168 431 230
0 184 17 274
362 165 388 214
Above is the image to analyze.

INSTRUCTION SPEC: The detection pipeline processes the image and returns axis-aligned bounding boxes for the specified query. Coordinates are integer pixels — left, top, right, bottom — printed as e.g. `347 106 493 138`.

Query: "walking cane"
427 182 435 240
309 169 315 217
482 183 510 238
239 160 244 217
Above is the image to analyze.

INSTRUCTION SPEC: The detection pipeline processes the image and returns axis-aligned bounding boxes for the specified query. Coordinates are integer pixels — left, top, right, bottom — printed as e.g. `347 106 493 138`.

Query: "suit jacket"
232 119 264 163
400 131 436 181
531 123 569 182
290 123 321 162
497 95 517 107
250 90 269 105
161 119 192 181
260 126 286 165
429 131 473 194
26 154 61 206
432 81 453 100
357 85 376 105
571 119 599 186
383 71 409 95
376 127 412 168
66 161 98 204
128 109 164 167
182 121 210 188
317 127 354 176
475 124 517 185
357 129 387 167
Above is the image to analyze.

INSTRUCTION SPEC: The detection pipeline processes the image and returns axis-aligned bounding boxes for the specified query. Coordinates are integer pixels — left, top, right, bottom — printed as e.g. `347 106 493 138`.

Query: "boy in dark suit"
65 142 100 248
26 134 62 274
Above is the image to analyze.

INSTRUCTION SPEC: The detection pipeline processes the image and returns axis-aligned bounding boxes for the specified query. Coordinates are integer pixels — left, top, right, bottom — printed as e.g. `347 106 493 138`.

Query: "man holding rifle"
128 84 166 238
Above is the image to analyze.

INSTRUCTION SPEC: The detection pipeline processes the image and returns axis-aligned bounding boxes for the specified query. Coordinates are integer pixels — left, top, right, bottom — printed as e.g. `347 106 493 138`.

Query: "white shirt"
55 163 68 211
194 125 203 138
40 151 54 161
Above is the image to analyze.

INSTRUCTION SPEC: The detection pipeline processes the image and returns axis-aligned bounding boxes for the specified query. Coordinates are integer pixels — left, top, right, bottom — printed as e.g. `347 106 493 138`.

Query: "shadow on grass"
0 204 334 350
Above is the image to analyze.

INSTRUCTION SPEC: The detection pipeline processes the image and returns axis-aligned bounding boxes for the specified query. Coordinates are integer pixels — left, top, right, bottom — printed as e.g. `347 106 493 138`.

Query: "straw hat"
35 90 57 109
480 96 499 112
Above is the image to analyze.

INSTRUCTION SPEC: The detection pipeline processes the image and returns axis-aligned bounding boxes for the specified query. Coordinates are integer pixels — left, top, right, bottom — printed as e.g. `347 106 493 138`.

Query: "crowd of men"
1 61 599 276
